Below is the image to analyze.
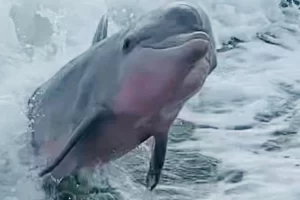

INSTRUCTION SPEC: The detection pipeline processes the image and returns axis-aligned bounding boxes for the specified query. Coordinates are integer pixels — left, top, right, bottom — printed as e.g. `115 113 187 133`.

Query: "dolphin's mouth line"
140 31 210 50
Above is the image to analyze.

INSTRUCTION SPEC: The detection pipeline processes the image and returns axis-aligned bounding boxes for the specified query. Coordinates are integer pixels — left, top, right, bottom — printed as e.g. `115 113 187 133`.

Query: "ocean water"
0 0 300 199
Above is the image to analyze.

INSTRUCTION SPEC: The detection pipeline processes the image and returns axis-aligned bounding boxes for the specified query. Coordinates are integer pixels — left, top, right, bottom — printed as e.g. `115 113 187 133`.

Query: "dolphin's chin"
151 37 209 68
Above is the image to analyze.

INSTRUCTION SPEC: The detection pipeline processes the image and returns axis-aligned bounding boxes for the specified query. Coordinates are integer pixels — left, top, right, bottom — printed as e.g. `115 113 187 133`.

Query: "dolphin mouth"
141 31 211 50
133 32 209 72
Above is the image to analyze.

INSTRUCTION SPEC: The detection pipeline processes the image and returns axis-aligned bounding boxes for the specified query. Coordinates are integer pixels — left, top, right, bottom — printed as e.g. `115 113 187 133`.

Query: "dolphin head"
115 3 216 115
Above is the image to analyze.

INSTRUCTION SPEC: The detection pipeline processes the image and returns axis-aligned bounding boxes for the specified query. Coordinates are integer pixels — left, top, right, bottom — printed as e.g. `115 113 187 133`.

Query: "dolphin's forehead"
125 3 203 43
162 3 202 28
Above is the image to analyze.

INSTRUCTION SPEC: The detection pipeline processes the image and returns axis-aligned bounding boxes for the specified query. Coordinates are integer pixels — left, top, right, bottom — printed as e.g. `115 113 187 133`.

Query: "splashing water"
1 0 300 199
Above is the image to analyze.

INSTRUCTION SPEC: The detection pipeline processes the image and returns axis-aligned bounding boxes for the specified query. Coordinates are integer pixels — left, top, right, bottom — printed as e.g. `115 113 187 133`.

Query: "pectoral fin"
146 132 168 190
38 108 114 177
91 14 108 45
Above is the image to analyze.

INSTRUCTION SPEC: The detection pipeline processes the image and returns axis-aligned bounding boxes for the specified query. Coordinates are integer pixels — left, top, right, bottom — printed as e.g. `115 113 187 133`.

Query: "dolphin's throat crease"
27 2 217 192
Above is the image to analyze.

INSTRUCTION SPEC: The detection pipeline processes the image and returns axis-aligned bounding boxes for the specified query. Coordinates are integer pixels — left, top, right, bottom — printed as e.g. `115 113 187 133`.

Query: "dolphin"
27 2 217 190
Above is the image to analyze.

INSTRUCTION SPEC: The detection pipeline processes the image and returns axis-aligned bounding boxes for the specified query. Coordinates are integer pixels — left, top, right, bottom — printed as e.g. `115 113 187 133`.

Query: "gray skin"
27 2 217 191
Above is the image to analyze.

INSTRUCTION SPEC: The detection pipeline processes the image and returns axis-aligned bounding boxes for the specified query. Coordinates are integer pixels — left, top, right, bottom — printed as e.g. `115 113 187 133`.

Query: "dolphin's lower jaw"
140 31 211 72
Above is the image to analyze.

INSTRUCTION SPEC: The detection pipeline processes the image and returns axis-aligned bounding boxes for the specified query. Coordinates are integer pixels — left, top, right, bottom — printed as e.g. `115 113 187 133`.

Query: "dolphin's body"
27 2 217 190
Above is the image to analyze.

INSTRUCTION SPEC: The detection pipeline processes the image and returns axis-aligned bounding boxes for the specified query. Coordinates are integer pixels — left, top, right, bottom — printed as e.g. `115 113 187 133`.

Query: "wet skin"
27 2 217 190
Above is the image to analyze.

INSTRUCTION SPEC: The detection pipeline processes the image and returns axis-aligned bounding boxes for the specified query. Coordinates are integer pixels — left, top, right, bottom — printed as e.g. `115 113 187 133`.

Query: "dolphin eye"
122 38 133 53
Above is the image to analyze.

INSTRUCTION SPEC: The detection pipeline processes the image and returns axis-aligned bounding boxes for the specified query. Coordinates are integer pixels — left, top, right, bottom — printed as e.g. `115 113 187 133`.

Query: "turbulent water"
1 0 300 199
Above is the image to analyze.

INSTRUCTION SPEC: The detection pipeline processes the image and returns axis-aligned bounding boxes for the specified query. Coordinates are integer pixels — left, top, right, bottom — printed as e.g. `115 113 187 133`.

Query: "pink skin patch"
115 70 184 116
116 74 163 114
